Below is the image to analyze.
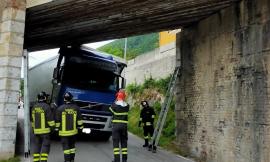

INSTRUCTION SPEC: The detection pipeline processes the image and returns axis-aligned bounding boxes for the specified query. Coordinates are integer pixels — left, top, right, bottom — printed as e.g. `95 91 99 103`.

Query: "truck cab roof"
58 45 127 74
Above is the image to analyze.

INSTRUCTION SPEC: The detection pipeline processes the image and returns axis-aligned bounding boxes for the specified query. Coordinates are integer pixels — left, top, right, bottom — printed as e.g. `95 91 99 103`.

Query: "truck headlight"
82 128 91 134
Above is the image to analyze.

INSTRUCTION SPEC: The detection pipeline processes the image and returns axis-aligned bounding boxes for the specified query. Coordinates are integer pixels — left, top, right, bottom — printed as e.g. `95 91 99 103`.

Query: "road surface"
18 108 193 162
45 133 193 162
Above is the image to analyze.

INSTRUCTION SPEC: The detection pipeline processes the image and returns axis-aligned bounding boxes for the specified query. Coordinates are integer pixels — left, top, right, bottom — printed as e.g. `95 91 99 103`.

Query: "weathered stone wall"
0 0 26 159
176 0 270 162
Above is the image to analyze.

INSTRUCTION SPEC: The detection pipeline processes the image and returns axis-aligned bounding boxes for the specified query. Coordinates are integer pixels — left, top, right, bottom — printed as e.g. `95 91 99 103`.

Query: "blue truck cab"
51 46 126 139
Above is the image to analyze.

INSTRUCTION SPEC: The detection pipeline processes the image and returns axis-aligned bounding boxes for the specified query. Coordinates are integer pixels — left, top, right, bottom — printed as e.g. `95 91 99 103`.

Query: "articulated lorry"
29 46 126 139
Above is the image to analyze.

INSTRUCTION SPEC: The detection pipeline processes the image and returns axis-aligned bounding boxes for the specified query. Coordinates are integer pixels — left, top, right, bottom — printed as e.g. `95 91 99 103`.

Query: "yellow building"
159 30 180 55
159 31 176 47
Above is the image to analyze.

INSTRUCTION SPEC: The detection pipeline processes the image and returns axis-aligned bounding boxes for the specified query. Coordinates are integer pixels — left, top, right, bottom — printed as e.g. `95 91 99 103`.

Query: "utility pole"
123 38 128 78
124 38 128 63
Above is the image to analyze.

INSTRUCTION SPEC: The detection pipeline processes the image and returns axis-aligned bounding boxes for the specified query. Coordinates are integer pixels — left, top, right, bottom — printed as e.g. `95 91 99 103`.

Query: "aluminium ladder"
150 66 181 151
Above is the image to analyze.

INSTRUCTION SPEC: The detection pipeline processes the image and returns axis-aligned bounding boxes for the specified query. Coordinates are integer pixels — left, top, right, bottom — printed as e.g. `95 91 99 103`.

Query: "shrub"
127 76 178 152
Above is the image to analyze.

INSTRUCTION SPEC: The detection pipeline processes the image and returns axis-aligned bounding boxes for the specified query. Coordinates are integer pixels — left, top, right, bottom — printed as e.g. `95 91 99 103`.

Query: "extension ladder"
150 66 181 151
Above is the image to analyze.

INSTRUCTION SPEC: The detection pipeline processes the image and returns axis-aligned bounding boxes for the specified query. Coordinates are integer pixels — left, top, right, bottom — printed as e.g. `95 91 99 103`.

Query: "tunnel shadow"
15 121 24 156
77 133 112 142
50 131 112 143
15 108 25 156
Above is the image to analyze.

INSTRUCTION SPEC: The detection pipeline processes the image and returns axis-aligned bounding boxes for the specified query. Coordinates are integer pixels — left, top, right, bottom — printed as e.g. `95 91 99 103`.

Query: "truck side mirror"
121 77 126 89
52 79 58 84
53 68 58 79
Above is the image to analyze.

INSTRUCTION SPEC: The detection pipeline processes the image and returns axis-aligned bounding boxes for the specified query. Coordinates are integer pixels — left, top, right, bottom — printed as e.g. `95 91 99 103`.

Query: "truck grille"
82 115 107 122
83 123 105 129
74 100 110 112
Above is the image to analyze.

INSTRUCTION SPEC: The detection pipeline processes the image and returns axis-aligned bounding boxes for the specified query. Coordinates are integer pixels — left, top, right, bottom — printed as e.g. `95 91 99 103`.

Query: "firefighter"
110 90 129 162
138 100 156 152
31 92 55 162
55 92 83 162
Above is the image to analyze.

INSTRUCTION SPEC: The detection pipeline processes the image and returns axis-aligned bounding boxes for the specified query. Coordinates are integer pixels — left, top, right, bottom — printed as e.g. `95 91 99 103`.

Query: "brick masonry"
0 0 26 159
175 0 270 162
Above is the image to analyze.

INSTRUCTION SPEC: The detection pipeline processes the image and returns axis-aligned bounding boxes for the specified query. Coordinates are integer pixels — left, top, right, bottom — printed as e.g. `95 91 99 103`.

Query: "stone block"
0 43 9 56
0 32 24 45
0 140 15 159
0 56 22 68
0 66 21 79
2 8 25 22
259 0 270 23
0 43 24 57
0 103 18 116
1 20 25 34
8 43 24 56
0 126 17 141
0 90 19 103
6 0 26 10
0 79 5 91
262 20 270 50
0 0 25 159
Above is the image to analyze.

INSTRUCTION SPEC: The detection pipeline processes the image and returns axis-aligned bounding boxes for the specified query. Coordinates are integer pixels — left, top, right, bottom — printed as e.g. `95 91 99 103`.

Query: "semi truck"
29 46 126 139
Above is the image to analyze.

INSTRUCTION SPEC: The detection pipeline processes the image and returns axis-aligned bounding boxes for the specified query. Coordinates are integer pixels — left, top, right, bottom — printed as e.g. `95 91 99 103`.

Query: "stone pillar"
0 0 26 159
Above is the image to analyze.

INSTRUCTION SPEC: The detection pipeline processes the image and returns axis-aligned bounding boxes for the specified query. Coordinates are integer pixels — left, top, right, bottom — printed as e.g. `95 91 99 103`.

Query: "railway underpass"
0 0 270 162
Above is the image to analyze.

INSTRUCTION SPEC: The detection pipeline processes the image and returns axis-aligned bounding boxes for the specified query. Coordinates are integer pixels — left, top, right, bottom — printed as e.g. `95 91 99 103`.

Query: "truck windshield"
62 63 117 92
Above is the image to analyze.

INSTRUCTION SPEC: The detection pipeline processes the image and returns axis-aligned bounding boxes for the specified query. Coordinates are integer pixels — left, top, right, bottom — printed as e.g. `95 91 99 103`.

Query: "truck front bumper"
81 114 112 132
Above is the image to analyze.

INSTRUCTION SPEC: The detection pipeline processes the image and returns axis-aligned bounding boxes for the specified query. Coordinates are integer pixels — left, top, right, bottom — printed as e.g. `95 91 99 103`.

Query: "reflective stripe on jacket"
31 102 55 134
55 103 83 136
140 106 156 126
110 102 129 124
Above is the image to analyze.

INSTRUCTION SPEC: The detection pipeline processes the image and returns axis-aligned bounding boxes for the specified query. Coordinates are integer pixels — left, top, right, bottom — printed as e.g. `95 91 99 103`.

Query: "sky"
29 40 114 67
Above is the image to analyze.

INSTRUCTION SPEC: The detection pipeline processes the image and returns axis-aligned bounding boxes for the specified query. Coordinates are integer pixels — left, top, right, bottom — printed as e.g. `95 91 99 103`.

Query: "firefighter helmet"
116 89 126 101
141 100 149 107
64 92 73 101
37 91 47 101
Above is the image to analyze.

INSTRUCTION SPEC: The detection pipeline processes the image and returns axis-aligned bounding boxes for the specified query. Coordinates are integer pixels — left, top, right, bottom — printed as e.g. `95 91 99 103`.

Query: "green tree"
98 33 159 60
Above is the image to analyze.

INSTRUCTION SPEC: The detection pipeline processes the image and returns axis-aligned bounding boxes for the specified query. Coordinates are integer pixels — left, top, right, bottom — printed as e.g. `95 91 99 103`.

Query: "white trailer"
29 55 59 104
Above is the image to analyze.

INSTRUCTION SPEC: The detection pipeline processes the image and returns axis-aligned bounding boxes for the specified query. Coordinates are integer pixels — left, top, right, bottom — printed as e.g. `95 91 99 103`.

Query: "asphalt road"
45 133 193 162
18 108 193 162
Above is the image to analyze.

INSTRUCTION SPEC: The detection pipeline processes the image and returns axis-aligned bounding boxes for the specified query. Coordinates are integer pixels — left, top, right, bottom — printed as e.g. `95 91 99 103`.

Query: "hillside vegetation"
98 33 159 60
126 77 181 154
